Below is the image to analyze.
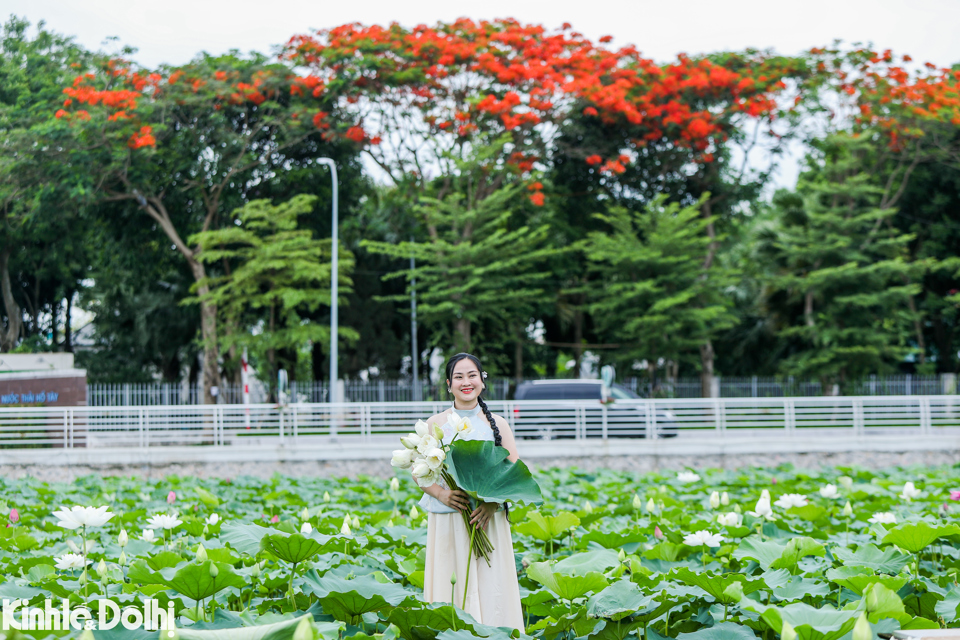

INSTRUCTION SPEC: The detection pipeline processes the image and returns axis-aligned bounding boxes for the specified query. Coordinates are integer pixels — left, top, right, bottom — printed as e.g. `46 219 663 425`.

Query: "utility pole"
410 240 420 401
317 158 339 408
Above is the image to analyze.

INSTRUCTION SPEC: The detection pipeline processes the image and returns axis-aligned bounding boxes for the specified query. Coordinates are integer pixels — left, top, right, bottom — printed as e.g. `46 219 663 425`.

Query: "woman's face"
448 358 483 405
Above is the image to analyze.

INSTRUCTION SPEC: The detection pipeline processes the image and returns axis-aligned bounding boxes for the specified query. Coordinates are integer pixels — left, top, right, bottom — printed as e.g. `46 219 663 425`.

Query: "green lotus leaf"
670 567 766 604
742 601 861 640
220 522 276 556
581 617 648 640
833 544 910 574
732 537 786 570
861 583 905 623
166 560 247 601
881 521 960 554
936 587 960 623
194 487 221 508
444 440 543 506
825 567 906 596
302 571 416 623
771 576 831 602
772 537 825 573
554 549 620 575
386 604 483 640
586 579 654 621
513 511 580 542
260 533 327 564
580 530 646 552
676 622 760 640
176 614 317 640
526 561 608 601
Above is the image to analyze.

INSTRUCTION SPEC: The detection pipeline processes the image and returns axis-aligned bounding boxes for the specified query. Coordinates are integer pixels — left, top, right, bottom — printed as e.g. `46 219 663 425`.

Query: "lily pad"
444 440 543 506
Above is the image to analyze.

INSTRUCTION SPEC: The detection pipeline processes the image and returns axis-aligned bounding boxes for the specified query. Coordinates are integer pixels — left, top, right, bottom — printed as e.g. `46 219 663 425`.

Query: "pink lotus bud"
270 515 280 523
167 491 177 504
9 508 19 524
771 477 777 485
949 490 960 501
654 525 663 540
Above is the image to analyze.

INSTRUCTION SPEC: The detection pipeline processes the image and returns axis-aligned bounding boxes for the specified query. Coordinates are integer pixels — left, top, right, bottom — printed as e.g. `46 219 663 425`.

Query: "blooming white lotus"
391 448 417 470
300 522 313 535
717 512 742 527
819 484 840 499
142 529 156 542
414 420 431 437
52 505 115 530
868 512 897 524
146 514 182 530
416 434 439 455
400 433 421 450
774 494 809 509
709 491 721 509
205 513 220 526
748 494 775 520
683 530 725 547
55 553 88 571
677 471 700 483
424 447 446 470
447 413 474 435
411 460 432 479
899 482 922 501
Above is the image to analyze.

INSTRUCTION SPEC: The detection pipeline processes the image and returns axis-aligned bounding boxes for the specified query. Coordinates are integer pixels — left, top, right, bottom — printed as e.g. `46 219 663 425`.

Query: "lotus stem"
462 523 477 610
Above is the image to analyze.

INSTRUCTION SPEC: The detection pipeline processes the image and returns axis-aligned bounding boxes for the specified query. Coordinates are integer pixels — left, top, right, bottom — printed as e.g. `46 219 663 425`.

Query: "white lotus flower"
899 482 922 501
205 513 220 526
842 501 853 517
340 519 352 536
52 505 115 530
677 471 700 483
390 478 400 492
416 434 439 455
717 512 742 527
447 413 473 435
300 522 313 535
118 529 129 547
391 448 417 470
774 494 808 509
683 530 725 547
709 491 721 509
645 497 656 513
720 492 730 506
424 447 446 470
838 476 853 491
415 469 440 488
55 553 88 571
142 529 156 542
414 420 431 437
400 433 421 449
411 460 432 479
868 512 897 524
632 494 642 510
146 514 182 530
819 484 840 499
748 495 775 520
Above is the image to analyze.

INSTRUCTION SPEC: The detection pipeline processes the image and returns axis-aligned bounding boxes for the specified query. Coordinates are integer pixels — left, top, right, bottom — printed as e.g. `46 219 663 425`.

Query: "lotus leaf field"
1 464 959 639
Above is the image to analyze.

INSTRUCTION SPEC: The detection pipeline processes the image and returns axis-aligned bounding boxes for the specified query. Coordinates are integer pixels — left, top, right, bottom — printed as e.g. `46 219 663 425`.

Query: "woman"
417 352 525 630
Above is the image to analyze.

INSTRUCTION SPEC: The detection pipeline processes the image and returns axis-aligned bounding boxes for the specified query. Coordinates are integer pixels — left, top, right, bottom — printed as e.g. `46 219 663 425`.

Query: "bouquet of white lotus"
391 413 542 572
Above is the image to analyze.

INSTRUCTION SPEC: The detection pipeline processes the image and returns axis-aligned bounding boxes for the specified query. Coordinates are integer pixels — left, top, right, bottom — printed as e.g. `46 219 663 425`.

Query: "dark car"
511 379 678 439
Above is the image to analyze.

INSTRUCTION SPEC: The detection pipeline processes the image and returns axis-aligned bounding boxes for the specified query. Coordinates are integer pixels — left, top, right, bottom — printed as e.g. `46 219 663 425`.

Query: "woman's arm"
495 416 520 463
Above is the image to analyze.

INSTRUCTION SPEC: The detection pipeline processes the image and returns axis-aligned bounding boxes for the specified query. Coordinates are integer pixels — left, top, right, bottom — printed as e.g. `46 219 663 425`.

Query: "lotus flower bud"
843 501 853 517
852 613 871 640
301 508 310 520
323 492 331 502
9 508 19 524
203 525 209 536
864 585 879 613
209 563 219 578
97 559 108 579
251 562 261 578
196 543 208 563
734 505 742 514
710 491 721 509
66 540 80 553
781 621 797 640
301 522 313 535
838 476 853 491
645 498 656 513
654 525 663 540
167 491 177 504
293 616 314 640
450 571 457 585
410 505 420 519
341 520 352 536
434 424 445 441
632 494 642 510
118 550 127 566
720 492 729 506
618 548 626 562
118 529 129 547
584 501 593 513
352 516 360 529
79 568 88 584
387 519 394 527
390 478 400 492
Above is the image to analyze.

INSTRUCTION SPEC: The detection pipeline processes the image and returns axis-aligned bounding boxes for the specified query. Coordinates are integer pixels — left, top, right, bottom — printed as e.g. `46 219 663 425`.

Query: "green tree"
582 196 737 391
759 134 929 387
189 195 356 392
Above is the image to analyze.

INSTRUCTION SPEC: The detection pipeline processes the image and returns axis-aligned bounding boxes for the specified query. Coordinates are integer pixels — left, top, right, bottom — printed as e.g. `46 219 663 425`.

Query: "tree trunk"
51 298 60 349
64 290 73 352
514 336 523 385
454 317 471 353
189 259 221 404
700 340 716 398
0 248 22 352
572 307 583 378
804 290 815 328
904 289 926 365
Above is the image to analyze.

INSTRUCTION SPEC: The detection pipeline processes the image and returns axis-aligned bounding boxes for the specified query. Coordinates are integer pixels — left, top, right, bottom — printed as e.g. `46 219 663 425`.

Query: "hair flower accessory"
481 371 488 379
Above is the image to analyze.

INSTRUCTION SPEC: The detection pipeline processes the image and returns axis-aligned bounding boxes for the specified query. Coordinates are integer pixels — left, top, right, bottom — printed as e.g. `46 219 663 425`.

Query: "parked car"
512 379 678 439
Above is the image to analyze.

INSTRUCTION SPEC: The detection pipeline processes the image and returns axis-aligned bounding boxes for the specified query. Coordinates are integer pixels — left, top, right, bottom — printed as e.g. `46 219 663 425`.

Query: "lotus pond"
0 464 959 639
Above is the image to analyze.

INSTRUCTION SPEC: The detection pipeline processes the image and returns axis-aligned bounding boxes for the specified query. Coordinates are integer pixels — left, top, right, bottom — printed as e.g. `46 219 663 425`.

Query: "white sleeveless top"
418 404 495 514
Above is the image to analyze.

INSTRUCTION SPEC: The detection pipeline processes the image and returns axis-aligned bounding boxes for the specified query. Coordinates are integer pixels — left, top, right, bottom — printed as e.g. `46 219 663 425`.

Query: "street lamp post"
317 158 339 406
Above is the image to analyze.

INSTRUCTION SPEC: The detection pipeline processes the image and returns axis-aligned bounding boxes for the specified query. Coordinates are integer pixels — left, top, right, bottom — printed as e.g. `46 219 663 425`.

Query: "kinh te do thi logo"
3 598 176 633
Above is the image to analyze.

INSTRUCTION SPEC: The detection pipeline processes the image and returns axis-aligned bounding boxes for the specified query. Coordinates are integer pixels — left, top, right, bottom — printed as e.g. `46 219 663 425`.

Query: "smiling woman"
415 352 525 629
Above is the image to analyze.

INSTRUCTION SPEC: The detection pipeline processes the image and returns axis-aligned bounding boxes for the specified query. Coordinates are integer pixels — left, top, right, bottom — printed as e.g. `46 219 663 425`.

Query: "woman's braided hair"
445 352 509 519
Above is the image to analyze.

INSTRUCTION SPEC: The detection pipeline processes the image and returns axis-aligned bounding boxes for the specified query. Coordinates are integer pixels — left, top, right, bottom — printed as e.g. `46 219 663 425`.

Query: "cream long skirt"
423 510 525 631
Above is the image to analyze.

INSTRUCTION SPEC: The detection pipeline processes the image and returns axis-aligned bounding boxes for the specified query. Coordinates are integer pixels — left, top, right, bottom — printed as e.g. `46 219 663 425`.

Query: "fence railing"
86 374 957 406
4 396 959 450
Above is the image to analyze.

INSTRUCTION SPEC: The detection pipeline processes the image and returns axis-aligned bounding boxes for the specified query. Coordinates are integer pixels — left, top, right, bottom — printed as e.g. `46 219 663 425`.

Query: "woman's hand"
469 502 498 531
438 488 470 512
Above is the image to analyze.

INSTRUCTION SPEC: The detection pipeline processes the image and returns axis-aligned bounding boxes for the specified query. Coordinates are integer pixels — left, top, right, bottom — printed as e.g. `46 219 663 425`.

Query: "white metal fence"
3 396 959 450
86 374 956 406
